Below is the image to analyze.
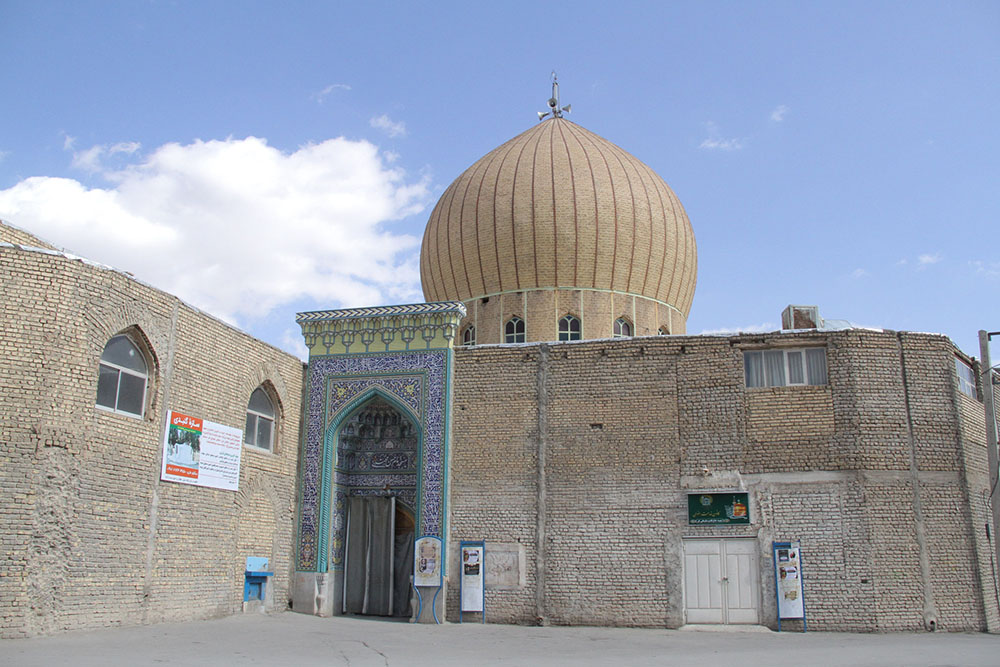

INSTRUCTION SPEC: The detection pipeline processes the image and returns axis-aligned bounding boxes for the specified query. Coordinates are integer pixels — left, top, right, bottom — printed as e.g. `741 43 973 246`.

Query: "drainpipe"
897 332 938 630
979 331 1000 605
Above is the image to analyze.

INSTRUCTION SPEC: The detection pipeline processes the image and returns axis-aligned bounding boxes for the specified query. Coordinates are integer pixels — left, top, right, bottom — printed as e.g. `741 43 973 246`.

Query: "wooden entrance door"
683 538 759 624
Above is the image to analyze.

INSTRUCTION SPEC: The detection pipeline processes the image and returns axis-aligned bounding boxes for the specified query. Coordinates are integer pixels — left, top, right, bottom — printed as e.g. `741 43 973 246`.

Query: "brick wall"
447 330 996 630
4 229 994 634
0 246 303 638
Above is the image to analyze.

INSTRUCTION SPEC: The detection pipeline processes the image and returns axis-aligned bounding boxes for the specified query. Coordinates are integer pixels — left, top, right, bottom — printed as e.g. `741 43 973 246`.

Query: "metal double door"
682 538 760 624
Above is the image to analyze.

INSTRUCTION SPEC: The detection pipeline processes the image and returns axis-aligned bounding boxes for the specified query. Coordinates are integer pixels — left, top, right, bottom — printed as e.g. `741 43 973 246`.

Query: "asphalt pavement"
2 613 998 666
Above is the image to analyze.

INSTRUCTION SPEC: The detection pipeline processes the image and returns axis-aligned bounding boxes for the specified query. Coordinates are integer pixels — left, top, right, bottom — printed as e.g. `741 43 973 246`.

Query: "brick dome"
419 117 697 340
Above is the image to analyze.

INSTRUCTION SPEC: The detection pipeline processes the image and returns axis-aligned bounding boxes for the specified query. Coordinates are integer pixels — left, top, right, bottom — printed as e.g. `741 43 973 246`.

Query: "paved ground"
2 613 999 666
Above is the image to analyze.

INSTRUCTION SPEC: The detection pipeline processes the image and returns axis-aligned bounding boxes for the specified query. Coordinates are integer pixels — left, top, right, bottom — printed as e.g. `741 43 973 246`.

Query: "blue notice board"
773 541 806 631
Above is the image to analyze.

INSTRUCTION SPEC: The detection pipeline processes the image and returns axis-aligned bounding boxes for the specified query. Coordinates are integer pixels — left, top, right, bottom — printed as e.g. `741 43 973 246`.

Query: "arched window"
504 316 525 343
558 315 581 341
462 325 476 346
245 387 276 451
658 326 669 336
96 334 149 418
613 318 632 338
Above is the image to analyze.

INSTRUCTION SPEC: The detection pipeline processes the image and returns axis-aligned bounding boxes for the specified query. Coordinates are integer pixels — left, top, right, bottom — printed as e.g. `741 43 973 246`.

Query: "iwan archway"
334 394 419 617
291 302 464 620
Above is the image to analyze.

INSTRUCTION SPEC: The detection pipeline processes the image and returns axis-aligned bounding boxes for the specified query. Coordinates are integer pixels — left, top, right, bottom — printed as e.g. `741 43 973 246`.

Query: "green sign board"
688 493 750 525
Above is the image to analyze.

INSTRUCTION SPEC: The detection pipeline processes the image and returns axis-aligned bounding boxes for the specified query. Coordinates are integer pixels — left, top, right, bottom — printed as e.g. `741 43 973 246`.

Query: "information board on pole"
413 536 442 587
460 541 485 619
773 541 806 629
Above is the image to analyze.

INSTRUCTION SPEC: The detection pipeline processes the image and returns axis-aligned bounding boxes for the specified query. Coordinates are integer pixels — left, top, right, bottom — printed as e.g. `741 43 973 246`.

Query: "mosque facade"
0 102 997 637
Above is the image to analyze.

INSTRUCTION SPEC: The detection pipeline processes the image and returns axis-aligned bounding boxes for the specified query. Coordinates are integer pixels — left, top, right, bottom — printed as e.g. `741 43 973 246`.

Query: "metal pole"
980 330 1000 589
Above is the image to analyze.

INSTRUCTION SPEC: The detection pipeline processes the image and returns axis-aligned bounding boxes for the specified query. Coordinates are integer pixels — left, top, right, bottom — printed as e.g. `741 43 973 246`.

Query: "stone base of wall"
291 572 335 617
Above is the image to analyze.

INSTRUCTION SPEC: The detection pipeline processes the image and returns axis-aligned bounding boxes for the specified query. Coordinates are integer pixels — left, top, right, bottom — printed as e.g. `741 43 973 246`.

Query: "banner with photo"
161 410 243 491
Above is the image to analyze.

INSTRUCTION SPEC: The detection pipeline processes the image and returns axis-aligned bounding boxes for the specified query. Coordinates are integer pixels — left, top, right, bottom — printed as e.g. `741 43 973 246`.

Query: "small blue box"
244 557 274 602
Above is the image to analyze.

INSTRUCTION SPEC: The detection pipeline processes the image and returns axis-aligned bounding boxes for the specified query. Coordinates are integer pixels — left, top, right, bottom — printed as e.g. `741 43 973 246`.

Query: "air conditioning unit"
782 305 822 330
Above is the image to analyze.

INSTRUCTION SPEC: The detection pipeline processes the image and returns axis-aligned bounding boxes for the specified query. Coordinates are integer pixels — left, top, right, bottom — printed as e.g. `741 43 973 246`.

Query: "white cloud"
917 253 942 266
70 141 142 174
0 149 9 163
370 114 407 138
311 83 351 104
0 136 430 323
851 268 869 279
699 137 744 151
70 145 105 172
110 141 141 155
971 260 1000 279
281 328 310 361
699 322 777 336
770 105 789 122
699 122 744 151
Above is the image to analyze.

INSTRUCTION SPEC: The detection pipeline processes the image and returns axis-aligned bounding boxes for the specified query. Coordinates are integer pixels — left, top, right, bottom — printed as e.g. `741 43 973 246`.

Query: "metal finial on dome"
538 71 572 121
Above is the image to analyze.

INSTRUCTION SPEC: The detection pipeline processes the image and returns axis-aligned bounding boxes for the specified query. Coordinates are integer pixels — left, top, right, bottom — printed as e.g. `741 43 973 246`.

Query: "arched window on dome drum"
245 387 276 451
613 318 632 338
462 325 476 346
95 334 149 418
658 326 669 336
504 317 525 344
558 315 581 341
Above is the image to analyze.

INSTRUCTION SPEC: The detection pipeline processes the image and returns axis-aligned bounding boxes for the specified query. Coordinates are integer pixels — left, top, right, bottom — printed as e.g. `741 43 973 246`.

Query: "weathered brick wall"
541 341 679 627
922 479 985 628
767 482 875 631
744 387 835 470
448 330 995 631
954 377 997 631
0 246 303 638
447 345 539 623
863 479 925 629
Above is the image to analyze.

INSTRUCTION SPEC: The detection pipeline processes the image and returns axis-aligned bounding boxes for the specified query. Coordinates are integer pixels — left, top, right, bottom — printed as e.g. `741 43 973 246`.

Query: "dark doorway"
343 497 414 617
337 395 419 617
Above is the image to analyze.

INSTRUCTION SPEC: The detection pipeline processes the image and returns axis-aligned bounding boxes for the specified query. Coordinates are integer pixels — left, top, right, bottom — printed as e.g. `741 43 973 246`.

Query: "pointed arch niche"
328 392 421 569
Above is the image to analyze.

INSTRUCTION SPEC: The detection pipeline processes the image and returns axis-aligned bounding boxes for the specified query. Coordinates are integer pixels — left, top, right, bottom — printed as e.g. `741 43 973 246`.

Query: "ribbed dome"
419 117 696 319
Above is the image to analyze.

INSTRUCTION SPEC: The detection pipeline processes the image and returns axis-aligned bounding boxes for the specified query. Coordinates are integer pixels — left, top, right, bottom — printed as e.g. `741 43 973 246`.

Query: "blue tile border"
297 350 450 572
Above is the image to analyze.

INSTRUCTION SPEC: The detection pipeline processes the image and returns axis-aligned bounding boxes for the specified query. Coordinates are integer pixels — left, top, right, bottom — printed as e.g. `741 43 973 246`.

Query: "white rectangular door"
682 540 724 623
723 539 759 624
683 539 759 625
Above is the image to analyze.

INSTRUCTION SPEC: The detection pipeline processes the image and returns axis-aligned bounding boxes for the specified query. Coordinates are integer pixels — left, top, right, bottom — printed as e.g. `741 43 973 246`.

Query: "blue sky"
1 1 997 358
